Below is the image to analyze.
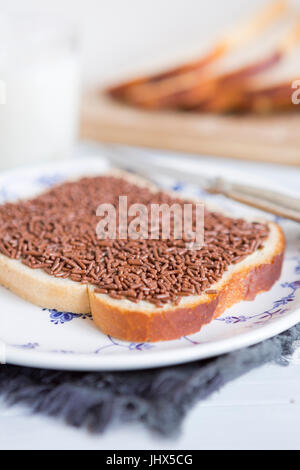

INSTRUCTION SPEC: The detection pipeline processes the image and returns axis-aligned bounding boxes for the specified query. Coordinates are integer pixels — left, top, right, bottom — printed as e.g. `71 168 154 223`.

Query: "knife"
104 148 300 223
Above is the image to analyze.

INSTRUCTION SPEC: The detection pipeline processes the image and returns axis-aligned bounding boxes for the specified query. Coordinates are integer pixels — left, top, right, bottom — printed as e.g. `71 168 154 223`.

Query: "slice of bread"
108 1 289 109
0 171 285 342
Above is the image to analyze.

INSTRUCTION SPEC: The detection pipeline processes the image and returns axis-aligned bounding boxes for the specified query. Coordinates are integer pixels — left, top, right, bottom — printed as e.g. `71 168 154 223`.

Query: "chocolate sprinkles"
0 176 269 306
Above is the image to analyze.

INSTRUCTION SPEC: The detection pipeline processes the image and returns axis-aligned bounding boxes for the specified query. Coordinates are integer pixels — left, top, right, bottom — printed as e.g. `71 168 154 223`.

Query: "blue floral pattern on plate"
45 309 92 325
35 174 65 188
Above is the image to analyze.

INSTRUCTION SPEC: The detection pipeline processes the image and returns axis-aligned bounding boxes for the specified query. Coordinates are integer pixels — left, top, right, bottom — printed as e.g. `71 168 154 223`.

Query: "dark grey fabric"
1 324 300 436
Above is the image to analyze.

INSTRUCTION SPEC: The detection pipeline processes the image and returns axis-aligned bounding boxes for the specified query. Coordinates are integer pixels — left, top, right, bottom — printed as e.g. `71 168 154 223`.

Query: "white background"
3 0 300 86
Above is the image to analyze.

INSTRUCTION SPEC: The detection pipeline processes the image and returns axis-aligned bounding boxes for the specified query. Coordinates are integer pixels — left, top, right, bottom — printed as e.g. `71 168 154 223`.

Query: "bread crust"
0 253 90 314
89 226 285 342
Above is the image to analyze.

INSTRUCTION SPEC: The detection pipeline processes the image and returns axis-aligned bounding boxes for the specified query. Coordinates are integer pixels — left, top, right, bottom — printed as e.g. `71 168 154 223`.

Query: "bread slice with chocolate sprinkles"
0 170 285 342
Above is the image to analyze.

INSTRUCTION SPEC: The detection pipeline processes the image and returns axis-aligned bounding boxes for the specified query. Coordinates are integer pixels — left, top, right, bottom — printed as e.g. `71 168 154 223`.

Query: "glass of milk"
0 14 80 171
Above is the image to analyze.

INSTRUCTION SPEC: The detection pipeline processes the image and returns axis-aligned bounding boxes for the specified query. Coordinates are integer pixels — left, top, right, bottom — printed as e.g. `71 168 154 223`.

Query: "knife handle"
210 178 300 223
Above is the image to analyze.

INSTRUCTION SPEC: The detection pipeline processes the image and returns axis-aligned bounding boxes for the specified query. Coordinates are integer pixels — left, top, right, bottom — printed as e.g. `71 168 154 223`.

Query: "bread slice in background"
108 0 291 110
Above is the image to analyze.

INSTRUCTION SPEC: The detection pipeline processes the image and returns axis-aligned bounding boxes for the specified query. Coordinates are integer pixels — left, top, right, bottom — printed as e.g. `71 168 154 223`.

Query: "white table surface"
1 142 300 450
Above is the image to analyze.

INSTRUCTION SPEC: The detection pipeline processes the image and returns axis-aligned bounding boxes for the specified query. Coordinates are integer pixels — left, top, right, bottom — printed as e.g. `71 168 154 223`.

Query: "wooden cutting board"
80 90 300 165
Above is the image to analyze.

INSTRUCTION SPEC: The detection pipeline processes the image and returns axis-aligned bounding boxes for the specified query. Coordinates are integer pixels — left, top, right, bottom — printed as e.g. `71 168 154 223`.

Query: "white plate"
1 157 300 371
